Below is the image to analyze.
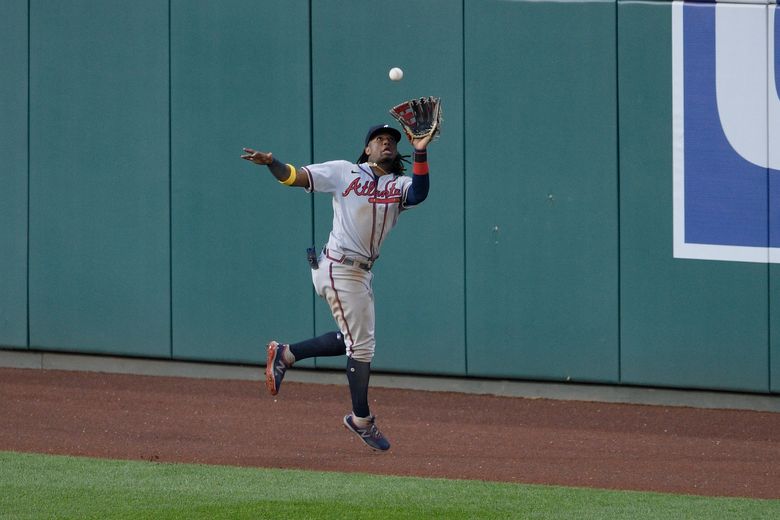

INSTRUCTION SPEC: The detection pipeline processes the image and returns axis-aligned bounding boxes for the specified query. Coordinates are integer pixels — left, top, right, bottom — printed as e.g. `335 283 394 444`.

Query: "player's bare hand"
411 134 433 151
241 148 273 165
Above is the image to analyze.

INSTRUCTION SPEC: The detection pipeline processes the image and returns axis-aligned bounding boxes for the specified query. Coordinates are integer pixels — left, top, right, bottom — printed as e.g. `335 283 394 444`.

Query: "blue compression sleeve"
404 173 429 207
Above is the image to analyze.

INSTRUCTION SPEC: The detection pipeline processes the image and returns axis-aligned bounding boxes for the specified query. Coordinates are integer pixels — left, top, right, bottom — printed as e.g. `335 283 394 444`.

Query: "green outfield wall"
1 0 777 394
0 0 28 349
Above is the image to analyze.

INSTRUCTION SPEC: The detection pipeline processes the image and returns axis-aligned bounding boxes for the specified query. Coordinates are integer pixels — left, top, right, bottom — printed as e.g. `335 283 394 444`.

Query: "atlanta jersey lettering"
303 160 415 261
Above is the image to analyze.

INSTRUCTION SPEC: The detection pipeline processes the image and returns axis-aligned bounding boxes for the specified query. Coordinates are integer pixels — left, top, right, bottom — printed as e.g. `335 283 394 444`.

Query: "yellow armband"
280 164 297 186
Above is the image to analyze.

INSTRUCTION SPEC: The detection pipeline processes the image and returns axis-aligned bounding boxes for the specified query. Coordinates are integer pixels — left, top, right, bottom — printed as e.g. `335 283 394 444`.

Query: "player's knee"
348 344 375 363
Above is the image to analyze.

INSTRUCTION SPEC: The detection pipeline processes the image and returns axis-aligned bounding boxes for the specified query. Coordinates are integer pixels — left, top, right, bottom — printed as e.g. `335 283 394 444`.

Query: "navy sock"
288 331 346 361
346 357 371 418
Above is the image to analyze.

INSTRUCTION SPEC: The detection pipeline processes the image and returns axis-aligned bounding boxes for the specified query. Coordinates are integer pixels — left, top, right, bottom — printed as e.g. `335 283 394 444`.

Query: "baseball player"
241 124 433 451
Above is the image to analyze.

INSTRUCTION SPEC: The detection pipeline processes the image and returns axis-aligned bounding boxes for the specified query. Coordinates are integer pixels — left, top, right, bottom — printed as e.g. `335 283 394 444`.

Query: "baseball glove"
389 96 442 141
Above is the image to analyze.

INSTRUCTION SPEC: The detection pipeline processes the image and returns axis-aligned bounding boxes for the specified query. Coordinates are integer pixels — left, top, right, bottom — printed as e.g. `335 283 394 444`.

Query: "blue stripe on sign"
683 3 768 249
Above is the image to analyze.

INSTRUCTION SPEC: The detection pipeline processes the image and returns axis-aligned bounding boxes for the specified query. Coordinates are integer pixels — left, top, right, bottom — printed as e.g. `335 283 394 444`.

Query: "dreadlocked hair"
391 154 411 175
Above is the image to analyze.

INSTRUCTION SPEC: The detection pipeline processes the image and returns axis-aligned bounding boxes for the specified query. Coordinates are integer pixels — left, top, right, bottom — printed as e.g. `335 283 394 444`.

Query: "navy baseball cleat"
265 341 290 396
343 414 391 451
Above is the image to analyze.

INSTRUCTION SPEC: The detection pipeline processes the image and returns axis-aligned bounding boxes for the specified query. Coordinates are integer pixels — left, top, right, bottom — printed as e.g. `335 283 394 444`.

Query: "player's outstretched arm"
241 148 310 188
403 146 430 207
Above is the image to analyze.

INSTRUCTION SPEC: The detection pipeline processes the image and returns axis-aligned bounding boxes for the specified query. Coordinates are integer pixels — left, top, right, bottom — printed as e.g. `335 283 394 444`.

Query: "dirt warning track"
1 368 778 499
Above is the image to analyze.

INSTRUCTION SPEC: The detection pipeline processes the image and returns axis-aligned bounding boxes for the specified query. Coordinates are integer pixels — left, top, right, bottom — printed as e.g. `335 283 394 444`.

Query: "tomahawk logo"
673 2 779 263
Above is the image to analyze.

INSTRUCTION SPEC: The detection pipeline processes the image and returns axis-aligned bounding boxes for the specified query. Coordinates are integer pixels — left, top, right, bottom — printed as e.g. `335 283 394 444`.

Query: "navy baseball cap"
357 124 402 163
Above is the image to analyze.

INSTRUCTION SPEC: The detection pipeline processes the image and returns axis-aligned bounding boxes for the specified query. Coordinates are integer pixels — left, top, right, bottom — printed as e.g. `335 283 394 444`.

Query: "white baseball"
388 67 403 81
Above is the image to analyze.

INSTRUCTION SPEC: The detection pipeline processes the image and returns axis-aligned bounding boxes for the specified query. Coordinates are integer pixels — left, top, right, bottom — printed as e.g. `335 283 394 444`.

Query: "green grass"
0 451 778 519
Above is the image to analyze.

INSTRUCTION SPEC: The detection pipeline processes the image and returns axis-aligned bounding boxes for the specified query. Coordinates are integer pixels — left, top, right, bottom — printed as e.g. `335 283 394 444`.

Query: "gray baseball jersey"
303 160 414 262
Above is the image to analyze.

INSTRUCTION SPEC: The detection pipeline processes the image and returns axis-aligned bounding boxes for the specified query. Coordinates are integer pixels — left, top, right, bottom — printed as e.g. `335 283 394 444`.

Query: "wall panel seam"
462 0 468 375
309 0 317 343
615 0 622 384
168 0 173 359
26 0 31 349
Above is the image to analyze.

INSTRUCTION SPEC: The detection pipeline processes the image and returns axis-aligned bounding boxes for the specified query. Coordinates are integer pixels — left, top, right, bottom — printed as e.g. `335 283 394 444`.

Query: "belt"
324 248 374 271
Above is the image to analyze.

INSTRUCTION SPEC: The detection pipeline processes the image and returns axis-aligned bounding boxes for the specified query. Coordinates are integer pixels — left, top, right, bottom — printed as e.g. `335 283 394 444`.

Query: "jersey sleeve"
401 173 429 209
303 160 353 194
399 175 422 210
